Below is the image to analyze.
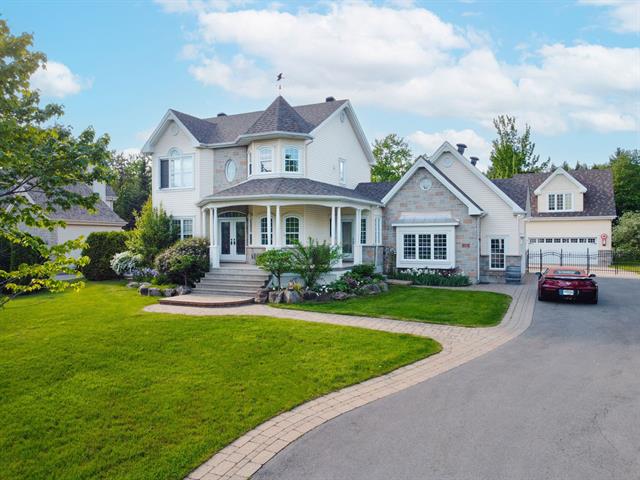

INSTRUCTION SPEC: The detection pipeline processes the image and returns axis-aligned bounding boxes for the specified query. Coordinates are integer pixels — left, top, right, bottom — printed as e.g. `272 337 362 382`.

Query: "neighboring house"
142 95 615 284
24 183 126 257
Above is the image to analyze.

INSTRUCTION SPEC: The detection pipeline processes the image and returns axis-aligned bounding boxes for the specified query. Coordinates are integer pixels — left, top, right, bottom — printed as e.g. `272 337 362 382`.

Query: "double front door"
220 218 246 262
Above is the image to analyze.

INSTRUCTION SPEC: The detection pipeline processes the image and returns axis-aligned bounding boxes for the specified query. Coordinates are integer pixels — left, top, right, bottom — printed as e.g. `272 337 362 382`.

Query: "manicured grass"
613 263 640 273
275 286 511 327
0 283 440 480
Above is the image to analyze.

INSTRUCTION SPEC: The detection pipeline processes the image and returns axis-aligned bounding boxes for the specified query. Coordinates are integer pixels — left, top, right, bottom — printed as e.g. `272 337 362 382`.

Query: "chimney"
325 96 335 102
456 143 467 155
217 112 227 117
470 156 479 167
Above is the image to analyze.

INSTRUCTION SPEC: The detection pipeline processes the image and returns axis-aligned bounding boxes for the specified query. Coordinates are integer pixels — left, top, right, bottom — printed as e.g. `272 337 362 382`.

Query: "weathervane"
276 73 284 94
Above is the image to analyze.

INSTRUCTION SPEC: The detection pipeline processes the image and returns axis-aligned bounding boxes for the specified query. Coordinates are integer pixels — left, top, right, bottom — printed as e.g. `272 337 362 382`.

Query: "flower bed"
389 268 471 287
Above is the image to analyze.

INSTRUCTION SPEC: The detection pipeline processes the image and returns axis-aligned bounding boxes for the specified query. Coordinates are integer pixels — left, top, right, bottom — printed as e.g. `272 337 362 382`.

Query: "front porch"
198 200 384 273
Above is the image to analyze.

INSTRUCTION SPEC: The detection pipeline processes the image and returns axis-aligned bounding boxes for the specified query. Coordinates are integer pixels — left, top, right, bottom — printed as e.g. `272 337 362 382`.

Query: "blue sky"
3 0 639 171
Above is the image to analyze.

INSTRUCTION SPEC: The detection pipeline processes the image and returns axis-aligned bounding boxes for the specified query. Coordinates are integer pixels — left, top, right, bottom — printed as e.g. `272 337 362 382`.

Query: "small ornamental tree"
256 249 293 288
289 238 342 289
126 199 177 266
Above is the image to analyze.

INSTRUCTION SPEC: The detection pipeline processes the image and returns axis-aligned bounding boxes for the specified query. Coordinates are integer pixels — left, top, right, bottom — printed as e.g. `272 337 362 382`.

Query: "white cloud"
570 111 637 132
408 129 492 171
579 0 640 33
30 61 89 98
162 2 640 135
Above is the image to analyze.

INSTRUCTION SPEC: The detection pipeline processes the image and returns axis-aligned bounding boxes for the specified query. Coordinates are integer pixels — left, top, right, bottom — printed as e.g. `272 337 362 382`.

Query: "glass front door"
219 218 246 262
341 220 353 259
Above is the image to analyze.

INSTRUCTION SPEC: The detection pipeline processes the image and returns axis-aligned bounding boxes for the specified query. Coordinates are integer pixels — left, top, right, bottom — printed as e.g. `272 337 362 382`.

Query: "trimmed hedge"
81 231 128 280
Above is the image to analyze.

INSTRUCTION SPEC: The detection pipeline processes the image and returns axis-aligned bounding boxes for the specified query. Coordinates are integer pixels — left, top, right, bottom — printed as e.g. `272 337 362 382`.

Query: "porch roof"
197 177 381 206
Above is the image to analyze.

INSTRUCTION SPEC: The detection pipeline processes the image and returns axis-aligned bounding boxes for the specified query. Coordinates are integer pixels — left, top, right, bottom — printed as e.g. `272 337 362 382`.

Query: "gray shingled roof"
354 181 397 202
200 177 378 204
170 97 347 145
27 183 126 224
493 169 616 217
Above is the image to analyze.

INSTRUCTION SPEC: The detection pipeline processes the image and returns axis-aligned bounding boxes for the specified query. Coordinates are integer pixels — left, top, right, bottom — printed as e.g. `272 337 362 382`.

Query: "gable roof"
143 97 348 150
198 177 379 206
380 156 484 215
492 169 616 218
354 181 397 202
533 167 587 195
27 183 126 225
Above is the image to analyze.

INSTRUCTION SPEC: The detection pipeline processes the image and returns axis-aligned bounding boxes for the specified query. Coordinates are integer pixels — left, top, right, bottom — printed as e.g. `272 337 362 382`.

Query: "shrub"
350 263 375 277
126 199 177 266
81 231 128 280
613 211 640 256
289 238 342 289
154 237 209 286
392 268 471 287
110 250 143 276
2 236 47 291
256 249 293 288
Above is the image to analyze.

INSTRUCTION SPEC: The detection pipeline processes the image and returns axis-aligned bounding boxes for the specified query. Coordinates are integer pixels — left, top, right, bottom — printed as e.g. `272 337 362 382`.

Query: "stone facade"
213 146 248 193
382 168 479 281
362 245 384 270
479 255 522 283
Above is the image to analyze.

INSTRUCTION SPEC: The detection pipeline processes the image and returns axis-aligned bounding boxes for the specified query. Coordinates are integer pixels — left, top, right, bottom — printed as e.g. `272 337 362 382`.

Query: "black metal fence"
526 249 640 275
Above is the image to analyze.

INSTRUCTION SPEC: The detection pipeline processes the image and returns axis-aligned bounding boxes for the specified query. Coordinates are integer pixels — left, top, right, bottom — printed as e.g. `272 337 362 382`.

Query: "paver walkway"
144 278 537 480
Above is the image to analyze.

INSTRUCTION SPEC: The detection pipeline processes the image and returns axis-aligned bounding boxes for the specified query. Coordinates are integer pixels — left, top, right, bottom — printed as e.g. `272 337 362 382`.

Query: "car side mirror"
589 273 596 278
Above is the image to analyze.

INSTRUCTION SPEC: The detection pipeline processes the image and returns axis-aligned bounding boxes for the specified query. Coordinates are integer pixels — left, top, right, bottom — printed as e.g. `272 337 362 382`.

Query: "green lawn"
275 286 511 327
613 263 640 273
0 283 440 480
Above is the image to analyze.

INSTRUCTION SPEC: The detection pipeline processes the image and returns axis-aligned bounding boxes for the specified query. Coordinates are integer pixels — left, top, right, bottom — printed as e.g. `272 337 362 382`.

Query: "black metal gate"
526 249 640 275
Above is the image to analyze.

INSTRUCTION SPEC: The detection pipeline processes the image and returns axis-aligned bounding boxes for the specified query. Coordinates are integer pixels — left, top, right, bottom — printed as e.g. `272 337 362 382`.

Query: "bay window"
284 147 300 173
258 147 273 173
396 226 455 268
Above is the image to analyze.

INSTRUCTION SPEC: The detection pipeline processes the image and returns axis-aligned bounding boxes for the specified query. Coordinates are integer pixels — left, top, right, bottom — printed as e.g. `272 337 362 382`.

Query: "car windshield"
553 270 583 276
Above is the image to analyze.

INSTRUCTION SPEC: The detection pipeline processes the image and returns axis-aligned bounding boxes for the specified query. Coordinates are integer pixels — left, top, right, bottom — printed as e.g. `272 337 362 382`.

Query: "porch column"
354 208 363 265
275 205 282 248
201 209 207 238
209 206 219 269
266 205 272 249
336 206 343 267
330 206 336 246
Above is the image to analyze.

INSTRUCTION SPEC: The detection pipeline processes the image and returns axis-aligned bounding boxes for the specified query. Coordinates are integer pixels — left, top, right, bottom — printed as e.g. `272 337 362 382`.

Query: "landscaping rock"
255 288 270 304
268 290 284 304
378 281 389 292
387 279 413 286
302 290 319 301
331 291 350 301
175 285 191 295
283 290 302 304
363 283 381 295
126 281 140 289
162 288 176 297
148 287 162 297
138 284 150 295
317 292 332 302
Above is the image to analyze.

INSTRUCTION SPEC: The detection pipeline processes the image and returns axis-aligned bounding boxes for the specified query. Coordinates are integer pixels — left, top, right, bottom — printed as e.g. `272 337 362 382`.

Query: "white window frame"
360 216 367 245
283 146 301 173
396 226 455 269
257 146 274 174
548 192 574 212
283 215 302 245
172 217 194 240
489 237 506 271
374 216 383 245
159 148 194 189
338 158 346 184
259 216 274 245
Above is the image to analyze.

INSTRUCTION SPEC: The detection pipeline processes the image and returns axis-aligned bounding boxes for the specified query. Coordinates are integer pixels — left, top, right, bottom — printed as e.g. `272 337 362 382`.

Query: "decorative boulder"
268 290 284 304
378 281 389 292
255 288 270 304
331 291 350 301
317 292 332 302
162 288 176 297
283 290 302 304
138 284 150 295
363 283 381 295
127 281 140 289
148 287 162 297
302 290 319 301
176 285 191 296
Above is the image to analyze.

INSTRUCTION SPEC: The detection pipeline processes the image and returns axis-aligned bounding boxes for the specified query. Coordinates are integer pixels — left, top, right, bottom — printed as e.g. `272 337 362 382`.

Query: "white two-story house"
143 95 615 286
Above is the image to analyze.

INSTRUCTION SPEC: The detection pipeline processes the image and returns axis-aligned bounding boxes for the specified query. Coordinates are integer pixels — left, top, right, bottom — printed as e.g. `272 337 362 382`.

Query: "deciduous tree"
371 134 413 182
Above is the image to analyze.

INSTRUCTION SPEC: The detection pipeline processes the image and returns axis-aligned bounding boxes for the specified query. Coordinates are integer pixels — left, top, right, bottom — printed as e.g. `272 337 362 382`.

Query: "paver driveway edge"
144 278 537 480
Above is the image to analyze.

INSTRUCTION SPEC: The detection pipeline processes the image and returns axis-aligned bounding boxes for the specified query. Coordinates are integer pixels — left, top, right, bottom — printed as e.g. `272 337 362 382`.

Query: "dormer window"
284 147 300 173
548 193 573 211
258 146 273 173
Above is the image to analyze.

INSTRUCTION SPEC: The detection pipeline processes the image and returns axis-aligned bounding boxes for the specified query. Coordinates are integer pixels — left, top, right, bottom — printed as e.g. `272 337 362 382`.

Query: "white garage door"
528 236 598 265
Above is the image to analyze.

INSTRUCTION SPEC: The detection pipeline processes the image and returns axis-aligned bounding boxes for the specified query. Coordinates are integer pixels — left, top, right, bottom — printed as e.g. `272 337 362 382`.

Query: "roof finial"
276 72 284 95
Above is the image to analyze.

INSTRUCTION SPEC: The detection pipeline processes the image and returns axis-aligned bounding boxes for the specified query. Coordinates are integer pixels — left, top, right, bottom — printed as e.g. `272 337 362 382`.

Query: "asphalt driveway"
254 277 640 480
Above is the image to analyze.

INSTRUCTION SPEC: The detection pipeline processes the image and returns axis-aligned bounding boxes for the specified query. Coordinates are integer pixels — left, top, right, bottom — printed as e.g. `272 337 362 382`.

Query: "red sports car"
537 267 598 304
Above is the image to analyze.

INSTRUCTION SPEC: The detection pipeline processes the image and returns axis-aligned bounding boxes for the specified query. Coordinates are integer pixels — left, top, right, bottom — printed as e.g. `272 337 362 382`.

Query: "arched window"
284 216 300 245
258 146 273 173
283 147 300 173
260 216 274 245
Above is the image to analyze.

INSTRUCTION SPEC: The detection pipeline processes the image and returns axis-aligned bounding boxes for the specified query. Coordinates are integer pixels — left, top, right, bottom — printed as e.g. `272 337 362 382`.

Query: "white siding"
58 224 123 258
536 175 584 212
432 152 522 255
306 110 371 188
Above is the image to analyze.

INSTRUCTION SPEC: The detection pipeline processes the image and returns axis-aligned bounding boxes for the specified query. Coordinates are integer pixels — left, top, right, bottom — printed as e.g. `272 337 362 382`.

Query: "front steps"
193 264 269 297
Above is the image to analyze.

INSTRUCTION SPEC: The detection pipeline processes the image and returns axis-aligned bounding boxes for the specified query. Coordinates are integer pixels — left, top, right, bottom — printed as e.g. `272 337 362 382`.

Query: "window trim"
489 236 506 271
259 215 274 246
547 192 574 212
283 146 301 173
159 149 195 190
283 214 302 246
360 216 367 245
396 226 455 269
257 146 274 174
172 217 195 240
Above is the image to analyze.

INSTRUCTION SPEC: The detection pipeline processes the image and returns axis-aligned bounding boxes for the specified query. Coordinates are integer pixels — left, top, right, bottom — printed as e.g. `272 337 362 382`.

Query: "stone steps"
194 265 269 297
